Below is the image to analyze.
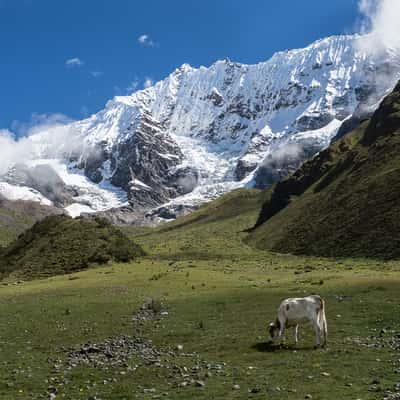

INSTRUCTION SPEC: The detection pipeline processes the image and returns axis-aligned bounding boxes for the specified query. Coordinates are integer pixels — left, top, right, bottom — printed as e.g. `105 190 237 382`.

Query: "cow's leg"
294 325 299 345
279 327 286 345
278 318 286 345
312 321 321 348
322 313 328 347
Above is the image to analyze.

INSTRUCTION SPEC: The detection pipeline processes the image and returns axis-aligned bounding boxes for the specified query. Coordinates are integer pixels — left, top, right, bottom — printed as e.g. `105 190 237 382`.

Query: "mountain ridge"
1 34 399 223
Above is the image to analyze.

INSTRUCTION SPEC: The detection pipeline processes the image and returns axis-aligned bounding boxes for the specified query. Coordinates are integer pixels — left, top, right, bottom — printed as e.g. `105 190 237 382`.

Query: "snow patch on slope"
0 182 53 206
27 159 128 217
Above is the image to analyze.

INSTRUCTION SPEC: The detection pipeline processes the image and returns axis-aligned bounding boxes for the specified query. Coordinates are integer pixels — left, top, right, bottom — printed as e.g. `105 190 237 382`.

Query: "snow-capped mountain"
1 34 400 222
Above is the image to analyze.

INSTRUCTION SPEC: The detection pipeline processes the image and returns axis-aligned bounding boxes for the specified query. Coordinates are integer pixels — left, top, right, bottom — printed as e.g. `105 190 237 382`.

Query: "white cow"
268 295 327 348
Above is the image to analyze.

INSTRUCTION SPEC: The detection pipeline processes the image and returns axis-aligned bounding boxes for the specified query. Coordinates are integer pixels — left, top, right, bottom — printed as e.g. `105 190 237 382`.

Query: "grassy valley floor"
1 190 400 399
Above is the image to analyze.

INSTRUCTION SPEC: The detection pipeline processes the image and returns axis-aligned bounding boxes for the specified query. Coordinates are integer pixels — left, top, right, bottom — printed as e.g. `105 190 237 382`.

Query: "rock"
232 384 240 390
109 112 185 208
195 380 205 387
175 344 184 351
305 395 313 399
235 159 258 181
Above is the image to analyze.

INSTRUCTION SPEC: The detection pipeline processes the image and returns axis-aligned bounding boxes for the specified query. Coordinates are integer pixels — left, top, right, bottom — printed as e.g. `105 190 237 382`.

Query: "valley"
0 192 399 399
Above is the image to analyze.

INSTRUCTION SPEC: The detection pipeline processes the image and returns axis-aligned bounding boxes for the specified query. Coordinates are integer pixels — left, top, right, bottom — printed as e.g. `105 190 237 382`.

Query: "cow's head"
268 319 280 341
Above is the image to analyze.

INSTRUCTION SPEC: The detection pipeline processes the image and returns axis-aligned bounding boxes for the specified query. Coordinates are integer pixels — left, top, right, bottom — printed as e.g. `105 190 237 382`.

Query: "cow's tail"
318 297 328 346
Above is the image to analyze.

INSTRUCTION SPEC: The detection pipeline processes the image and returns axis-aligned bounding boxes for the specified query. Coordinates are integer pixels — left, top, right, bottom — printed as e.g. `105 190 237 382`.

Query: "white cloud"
0 114 81 175
0 129 34 175
137 34 156 47
65 57 84 67
357 0 400 57
143 77 154 89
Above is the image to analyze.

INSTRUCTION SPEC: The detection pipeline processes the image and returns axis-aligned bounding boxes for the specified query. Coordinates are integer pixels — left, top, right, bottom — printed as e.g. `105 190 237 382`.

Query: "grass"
1 188 400 399
0 257 399 399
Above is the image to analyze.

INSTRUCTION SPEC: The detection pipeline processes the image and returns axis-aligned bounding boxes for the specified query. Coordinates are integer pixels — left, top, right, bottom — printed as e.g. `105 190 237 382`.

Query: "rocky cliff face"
1 34 400 221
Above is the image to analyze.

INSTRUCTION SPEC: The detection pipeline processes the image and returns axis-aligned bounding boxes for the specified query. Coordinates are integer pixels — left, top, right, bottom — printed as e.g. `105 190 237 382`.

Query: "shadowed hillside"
0 196 63 247
0 215 145 279
248 81 400 259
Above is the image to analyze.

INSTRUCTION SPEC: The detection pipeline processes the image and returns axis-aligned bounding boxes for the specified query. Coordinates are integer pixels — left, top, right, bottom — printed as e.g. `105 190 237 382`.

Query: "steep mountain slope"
1 35 399 221
0 195 63 247
248 81 400 259
0 215 145 279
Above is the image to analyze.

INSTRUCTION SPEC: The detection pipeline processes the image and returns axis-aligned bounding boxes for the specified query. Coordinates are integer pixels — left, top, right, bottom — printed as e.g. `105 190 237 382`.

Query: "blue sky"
0 0 361 131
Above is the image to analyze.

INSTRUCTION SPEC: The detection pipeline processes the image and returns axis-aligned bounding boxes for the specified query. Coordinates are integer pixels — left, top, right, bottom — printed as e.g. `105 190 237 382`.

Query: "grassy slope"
249 82 400 259
128 188 270 261
1 188 400 399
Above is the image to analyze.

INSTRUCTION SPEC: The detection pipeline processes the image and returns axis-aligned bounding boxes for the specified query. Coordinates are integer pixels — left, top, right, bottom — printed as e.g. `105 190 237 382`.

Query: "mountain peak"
1 34 400 222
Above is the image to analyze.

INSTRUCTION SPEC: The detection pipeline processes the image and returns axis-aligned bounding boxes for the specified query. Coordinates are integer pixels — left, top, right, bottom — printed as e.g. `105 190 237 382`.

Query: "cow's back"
278 296 320 326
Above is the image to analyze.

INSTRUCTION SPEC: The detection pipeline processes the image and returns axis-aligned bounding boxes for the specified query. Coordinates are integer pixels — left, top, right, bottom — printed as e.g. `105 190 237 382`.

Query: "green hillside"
248 82 400 259
0 215 145 279
127 188 269 261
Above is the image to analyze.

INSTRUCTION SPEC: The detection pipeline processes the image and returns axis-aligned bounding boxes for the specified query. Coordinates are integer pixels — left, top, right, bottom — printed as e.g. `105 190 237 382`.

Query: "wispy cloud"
11 113 73 137
137 34 157 47
80 106 90 118
126 79 139 94
65 57 84 67
90 71 103 78
143 77 154 89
